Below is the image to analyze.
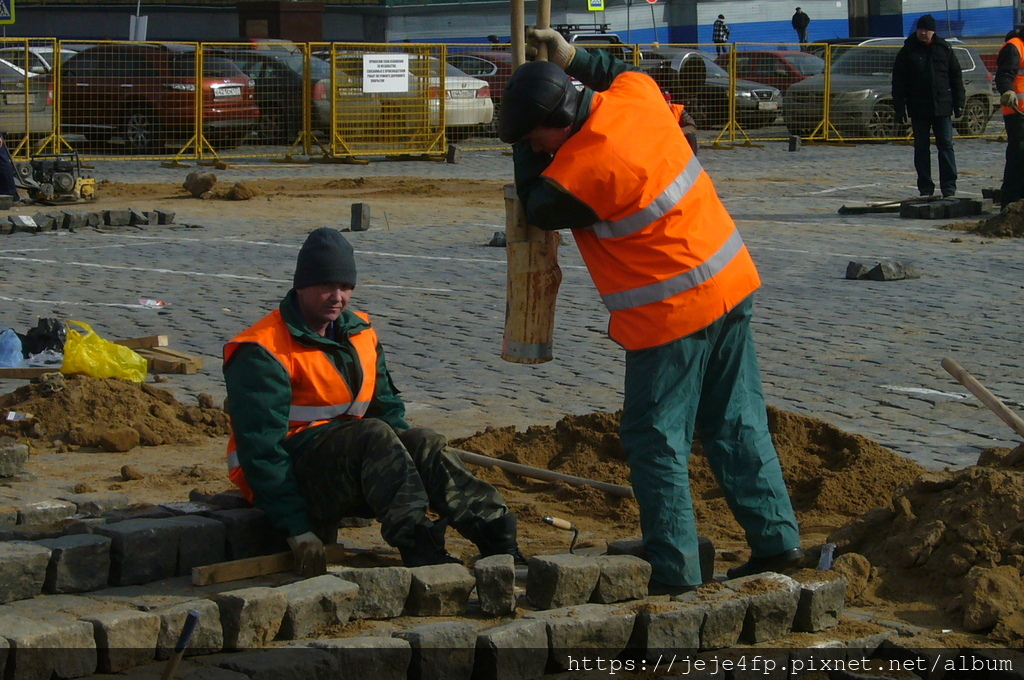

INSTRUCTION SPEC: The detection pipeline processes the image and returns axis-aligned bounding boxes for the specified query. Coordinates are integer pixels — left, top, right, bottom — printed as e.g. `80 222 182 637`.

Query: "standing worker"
996 24 1024 210
713 15 731 55
0 135 20 203
791 7 810 50
891 14 965 198
223 227 525 576
498 35 802 594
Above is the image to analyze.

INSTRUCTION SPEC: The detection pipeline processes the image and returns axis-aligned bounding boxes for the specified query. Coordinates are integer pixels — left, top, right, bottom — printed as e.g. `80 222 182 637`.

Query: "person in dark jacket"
713 15 730 55
891 14 965 198
223 228 524 576
995 24 1024 209
792 8 810 50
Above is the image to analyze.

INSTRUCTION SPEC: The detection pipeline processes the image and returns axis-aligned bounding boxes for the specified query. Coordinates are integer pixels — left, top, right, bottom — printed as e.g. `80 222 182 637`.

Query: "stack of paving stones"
899 196 987 219
0 494 975 680
3 208 175 234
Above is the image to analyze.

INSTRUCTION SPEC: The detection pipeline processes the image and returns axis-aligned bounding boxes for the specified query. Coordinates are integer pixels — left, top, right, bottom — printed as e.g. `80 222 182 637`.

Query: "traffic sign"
588 0 605 11
0 0 13 25
645 0 657 4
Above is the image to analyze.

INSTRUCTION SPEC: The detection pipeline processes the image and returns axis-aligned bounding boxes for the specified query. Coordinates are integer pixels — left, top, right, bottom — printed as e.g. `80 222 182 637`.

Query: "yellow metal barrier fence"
0 38 58 159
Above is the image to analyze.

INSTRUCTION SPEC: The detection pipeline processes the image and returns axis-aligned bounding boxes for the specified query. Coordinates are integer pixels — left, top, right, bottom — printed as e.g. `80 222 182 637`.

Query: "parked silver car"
784 37 997 138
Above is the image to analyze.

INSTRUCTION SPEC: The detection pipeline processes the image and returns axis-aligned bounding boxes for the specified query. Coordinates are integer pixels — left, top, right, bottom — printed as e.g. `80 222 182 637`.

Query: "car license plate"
4 94 33 105
758 101 779 111
450 89 474 99
215 86 242 98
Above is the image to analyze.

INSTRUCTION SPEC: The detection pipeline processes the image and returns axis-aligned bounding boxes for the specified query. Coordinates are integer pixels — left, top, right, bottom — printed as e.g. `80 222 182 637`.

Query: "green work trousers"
620 295 800 586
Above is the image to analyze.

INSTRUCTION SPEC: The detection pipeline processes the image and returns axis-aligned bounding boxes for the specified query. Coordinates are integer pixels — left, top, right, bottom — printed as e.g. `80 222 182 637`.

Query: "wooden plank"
191 544 348 586
113 335 170 350
142 347 204 370
0 367 55 379
135 349 197 375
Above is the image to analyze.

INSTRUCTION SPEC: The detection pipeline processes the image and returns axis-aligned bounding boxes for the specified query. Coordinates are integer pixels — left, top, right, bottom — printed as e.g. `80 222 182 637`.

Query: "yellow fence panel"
0 38 58 159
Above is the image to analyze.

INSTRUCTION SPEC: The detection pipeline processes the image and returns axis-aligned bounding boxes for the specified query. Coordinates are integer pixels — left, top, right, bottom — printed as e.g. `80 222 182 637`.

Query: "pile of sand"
454 406 925 545
0 374 229 452
945 200 1024 238
829 444 1024 642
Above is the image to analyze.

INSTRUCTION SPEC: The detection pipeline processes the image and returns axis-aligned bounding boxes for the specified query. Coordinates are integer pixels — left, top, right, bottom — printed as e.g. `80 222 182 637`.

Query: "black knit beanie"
916 14 936 31
293 228 357 290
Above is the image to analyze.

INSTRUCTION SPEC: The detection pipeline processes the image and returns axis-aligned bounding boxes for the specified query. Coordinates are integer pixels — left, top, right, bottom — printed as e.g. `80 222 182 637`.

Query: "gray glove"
288 531 326 578
1001 90 1018 108
526 28 576 69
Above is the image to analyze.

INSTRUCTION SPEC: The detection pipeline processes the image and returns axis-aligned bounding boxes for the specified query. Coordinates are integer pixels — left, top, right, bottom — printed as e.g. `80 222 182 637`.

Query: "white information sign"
363 54 410 94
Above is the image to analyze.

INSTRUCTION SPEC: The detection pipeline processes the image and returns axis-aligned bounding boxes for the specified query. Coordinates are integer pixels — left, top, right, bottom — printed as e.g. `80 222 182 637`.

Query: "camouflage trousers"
288 418 507 550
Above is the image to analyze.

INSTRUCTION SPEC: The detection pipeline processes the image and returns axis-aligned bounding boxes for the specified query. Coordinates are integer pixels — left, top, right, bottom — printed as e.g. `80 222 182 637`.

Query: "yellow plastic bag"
60 320 148 382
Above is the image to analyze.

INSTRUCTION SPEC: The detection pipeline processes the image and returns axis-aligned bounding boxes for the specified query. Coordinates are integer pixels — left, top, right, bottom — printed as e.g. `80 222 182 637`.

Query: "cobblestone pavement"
1 136 1021 470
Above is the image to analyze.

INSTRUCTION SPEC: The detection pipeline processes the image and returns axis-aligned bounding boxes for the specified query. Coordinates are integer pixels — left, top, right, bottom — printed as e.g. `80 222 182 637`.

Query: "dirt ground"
3 176 1023 651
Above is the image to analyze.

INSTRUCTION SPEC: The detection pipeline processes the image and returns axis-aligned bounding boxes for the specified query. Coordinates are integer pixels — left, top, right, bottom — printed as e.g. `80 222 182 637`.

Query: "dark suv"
60 43 260 152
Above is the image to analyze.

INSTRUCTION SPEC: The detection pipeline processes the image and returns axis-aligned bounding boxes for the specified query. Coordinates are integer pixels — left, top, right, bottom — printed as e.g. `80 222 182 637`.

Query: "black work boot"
472 513 528 566
726 547 805 579
398 521 462 568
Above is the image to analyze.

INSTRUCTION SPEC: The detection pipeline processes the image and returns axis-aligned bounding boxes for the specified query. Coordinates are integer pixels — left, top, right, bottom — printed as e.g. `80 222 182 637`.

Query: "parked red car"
61 43 260 152
714 49 824 94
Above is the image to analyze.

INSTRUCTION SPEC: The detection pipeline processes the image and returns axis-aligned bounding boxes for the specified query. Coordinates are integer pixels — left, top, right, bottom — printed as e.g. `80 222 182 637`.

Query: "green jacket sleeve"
224 342 312 537
366 340 410 431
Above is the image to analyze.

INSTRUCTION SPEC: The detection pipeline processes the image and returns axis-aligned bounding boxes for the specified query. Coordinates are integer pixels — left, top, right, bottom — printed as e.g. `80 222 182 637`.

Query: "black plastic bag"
19 317 66 357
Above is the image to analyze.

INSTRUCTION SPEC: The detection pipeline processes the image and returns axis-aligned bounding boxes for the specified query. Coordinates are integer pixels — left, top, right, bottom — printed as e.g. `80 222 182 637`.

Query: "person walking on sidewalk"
891 14 965 198
792 8 810 49
996 24 1024 209
498 33 803 594
223 227 525 576
713 15 731 55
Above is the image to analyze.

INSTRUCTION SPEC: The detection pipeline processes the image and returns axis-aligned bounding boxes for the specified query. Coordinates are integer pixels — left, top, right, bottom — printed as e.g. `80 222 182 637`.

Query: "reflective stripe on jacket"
541 71 760 351
223 309 379 500
1002 37 1024 116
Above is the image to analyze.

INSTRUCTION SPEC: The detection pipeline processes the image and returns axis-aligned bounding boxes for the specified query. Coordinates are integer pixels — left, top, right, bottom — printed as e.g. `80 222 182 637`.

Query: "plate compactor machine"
15 152 96 205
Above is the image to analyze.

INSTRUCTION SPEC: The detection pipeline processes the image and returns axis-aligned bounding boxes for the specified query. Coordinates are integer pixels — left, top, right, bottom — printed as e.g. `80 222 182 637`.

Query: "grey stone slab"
0 442 28 477
351 202 370 231
37 534 112 593
675 587 748 650
61 211 87 231
204 508 288 561
276 575 358 640
153 209 175 225
405 563 476 616
210 586 287 650
393 621 476 680
81 609 161 673
629 600 703 656
591 554 650 604
0 542 51 603
523 603 635 672
152 599 223 659
525 554 601 610
17 500 76 525
162 515 227 575
0 612 97 680
59 492 129 517
725 572 801 644
474 619 549 680
93 518 184 586
327 566 410 619
791 569 847 632
103 210 132 227
308 637 410 680
213 649 338 680
474 553 516 616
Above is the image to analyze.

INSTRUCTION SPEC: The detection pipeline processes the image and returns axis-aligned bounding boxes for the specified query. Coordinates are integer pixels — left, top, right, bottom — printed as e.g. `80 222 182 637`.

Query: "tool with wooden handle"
502 0 562 364
452 447 634 498
941 357 1024 440
543 515 580 553
160 609 200 680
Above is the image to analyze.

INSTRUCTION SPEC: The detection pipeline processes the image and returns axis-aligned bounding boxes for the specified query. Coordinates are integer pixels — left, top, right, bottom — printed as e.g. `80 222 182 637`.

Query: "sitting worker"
498 33 802 593
223 227 524 576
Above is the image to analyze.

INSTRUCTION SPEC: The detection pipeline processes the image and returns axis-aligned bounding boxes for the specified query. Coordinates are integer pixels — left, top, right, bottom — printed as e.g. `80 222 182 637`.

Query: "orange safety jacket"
541 71 761 351
223 309 379 501
1002 37 1024 115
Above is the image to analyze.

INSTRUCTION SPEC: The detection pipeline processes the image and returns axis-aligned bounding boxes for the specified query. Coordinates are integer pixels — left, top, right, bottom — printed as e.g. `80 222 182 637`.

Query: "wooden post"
502 0 562 364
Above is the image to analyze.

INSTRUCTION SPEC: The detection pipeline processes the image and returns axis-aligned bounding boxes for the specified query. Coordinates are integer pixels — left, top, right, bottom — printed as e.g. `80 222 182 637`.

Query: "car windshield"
831 47 897 76
785 52 824 75
171 53 245 78
694 55 729 78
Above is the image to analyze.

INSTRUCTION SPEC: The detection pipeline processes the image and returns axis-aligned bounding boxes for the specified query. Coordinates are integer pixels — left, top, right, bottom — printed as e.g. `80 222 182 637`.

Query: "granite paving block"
677 586 748 650
393 621 476 680
103 210 132 227
205 508 288 560
0 442 28 477
474 553 516 616
0 612 97 680
328 566 411 619
790 569 847 632
17 500 76 525
37 534 112 593
211 586 287 649
61 211 87 231
526 554 601 610
524 603 635 672
276 575 358 640
0 542 52 603
94 518 185 585
629 600 704 656
405 563 476 616
81 609 161 673
162 515 226 575
153 599 223 659
474 619 549 680
309 637 410 680
153 209 175 225
59 492 129 517
591 554 650 604
213 648 338 680
725 572 801 644
0 506 16 527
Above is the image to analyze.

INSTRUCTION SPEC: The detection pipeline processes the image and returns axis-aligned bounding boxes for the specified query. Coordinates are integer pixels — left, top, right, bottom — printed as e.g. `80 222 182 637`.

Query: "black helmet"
498 61 579 144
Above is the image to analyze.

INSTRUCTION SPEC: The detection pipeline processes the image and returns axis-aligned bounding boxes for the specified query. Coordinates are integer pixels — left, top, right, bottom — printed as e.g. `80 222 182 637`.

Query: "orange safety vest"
542 71 760 351
223 309 379 501
1001 37 1024 116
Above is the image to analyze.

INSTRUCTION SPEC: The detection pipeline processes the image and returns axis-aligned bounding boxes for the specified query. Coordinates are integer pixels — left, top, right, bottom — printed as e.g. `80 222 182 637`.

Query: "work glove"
526 28 576 69
287 531 326 578
1001 90 1018 108
953 107 963 119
